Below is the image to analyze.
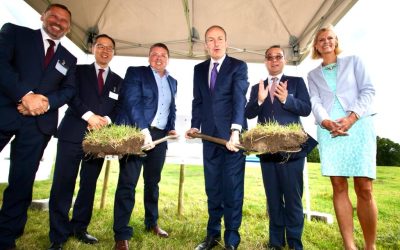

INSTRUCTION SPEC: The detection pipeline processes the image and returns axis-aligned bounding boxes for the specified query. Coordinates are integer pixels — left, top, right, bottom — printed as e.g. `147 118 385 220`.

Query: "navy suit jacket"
191 56 249 140
245 75 317 159
116 66 177 131
0 23 76 135
57 64 123 143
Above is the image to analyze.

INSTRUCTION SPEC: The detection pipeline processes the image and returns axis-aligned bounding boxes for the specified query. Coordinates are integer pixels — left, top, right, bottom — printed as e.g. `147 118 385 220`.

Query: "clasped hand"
322 114 357 138
87 115 108 130
17 93 49 116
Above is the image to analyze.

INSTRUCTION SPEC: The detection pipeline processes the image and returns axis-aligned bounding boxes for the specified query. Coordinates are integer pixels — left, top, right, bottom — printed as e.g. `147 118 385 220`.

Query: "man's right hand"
257 79 268 104
185 128 199 139
19 93 49 116
87 115 108 130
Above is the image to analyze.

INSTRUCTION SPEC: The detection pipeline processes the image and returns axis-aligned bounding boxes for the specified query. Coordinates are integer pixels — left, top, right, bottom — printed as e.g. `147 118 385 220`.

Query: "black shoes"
195 236 221 250
48 242 63 250
74 231 99 244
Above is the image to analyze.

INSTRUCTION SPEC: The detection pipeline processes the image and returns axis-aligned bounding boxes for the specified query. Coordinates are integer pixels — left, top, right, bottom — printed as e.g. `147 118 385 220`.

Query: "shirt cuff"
231 124 242 131
82 111 94 121
105 116 112 124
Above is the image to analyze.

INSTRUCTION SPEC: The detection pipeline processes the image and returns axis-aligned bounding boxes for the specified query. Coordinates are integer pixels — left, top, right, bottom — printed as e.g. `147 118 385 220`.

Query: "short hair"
149 43 170 57
205 25 227 40
93 34 116 48
44 3 72 19
265 45 285 57
311 24 342 59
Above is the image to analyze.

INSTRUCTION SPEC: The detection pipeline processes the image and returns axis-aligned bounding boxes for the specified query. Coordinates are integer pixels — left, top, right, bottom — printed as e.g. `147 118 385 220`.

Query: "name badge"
109 91 119 100
55 60 68 75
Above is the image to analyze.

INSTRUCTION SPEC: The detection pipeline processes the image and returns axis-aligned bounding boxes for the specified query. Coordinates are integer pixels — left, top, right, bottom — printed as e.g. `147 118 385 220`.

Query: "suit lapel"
34 29 46 70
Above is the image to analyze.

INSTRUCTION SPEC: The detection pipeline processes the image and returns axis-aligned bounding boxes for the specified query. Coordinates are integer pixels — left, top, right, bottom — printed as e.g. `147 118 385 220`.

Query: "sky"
0 0 399 143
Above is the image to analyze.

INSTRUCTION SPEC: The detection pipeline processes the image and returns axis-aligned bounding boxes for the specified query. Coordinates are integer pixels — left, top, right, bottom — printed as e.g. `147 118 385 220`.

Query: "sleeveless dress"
317 63 376 179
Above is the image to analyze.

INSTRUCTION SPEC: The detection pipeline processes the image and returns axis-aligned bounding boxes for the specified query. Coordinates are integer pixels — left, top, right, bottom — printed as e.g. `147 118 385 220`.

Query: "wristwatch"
231 128 241 133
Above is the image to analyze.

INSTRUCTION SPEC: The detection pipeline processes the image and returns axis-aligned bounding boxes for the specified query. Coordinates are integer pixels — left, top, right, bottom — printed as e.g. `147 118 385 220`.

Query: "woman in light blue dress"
307 25 377 250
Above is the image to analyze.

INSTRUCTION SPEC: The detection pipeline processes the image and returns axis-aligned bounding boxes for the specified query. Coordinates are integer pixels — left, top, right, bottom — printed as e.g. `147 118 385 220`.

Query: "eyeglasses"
265 55 284 61
95 44 114 52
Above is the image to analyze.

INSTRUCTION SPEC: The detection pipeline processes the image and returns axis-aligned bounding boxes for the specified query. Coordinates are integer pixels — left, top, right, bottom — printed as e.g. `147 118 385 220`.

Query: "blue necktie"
210 62 219 93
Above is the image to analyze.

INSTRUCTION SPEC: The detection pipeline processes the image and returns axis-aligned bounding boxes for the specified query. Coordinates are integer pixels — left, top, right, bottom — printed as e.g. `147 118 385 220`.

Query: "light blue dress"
317 63 376 179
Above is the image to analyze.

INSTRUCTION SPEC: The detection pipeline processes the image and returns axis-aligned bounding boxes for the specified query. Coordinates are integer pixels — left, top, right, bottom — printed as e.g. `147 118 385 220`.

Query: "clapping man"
245 45 317 250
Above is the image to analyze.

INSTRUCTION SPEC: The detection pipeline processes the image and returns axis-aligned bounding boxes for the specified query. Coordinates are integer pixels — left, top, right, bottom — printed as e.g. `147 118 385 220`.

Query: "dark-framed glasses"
95 44 114 52
265 55 284 61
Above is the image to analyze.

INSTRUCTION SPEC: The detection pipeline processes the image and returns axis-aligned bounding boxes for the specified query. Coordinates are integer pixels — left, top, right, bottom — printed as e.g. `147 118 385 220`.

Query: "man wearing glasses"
245 45 317 250
48 34 122 250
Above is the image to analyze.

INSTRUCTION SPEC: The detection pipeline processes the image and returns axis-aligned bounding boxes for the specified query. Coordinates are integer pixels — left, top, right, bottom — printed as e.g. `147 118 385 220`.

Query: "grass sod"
0 163 399 249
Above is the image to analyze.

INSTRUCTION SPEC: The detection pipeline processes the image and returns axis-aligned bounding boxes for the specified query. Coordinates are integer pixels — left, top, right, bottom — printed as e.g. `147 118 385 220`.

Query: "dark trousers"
260 157 305 250
0 117 51 249
113 154 142 240
48 140 104 243
203 141 245 248
142 128 167 228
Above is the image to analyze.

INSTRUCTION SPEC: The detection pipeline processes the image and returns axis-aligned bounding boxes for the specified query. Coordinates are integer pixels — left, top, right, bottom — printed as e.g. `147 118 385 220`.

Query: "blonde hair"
311 24 342 59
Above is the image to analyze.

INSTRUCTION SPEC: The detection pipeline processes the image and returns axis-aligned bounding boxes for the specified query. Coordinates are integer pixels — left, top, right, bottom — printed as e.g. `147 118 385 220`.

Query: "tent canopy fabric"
25 0 357 65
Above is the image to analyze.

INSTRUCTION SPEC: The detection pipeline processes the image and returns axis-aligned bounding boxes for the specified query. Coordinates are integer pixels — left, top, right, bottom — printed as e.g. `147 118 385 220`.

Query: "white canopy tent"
25 0 357 65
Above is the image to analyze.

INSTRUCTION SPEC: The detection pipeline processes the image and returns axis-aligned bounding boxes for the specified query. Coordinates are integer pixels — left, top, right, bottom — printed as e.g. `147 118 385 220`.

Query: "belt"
150 126 165 131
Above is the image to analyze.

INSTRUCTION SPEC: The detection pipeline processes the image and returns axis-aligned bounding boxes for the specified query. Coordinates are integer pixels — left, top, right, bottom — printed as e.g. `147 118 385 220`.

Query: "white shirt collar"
40 27 61 48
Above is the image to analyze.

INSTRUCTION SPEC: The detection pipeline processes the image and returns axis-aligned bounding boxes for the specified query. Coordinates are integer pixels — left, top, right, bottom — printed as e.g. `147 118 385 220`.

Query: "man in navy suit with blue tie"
0 4 76 250
245 45 317 250
113 43 177 250
47 34 123 250
185 25 249 250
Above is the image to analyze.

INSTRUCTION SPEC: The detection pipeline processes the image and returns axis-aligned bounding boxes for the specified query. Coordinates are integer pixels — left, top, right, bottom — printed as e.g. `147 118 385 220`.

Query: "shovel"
187 132 301 155
141 134 179 152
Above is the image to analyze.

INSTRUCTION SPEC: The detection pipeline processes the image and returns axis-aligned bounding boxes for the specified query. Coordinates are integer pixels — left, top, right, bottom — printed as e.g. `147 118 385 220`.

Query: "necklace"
323 63 337 70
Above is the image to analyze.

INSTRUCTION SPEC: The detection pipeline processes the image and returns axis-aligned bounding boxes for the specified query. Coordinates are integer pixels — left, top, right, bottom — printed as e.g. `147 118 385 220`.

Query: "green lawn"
1 162 399 249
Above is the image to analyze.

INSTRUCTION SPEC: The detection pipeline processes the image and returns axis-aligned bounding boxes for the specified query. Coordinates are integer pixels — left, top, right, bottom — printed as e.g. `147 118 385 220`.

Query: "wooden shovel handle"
141 134 179 150
187 132 228 146
187 132 246 151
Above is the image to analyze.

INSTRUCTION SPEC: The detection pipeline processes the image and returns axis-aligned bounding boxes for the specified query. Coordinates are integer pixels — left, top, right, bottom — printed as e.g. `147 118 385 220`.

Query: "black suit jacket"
0 23 77 135
57 64 123 143
245 75 317 160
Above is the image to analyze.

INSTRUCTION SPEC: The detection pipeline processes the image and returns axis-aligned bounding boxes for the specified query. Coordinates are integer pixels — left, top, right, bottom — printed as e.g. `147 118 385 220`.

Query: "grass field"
0 162 399 249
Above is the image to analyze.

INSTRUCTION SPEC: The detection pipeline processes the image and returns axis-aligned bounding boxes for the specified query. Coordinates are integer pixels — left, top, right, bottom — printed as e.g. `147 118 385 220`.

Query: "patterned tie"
210 62 219 93
44 39 55 68
98 69 105 95
270 77 279 102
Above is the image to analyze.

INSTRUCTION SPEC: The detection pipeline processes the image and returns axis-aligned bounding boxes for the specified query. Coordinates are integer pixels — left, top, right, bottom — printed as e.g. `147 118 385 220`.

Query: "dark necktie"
210 62 219 93
270 77 278 102
44 39 55 68
98 69 105 95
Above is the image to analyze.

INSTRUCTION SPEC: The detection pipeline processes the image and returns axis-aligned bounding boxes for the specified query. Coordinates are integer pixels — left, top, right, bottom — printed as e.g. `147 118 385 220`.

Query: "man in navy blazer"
47 34 122 250
0 4 76 249
245 45 317 250
113 43 177 250
185 25 249 250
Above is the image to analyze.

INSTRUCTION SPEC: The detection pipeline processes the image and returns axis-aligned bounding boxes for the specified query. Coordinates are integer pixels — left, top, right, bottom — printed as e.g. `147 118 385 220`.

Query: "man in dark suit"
245 45 317 250
0 4 76 250
185 25 249 250
113 43 177 250
47 34 122 250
